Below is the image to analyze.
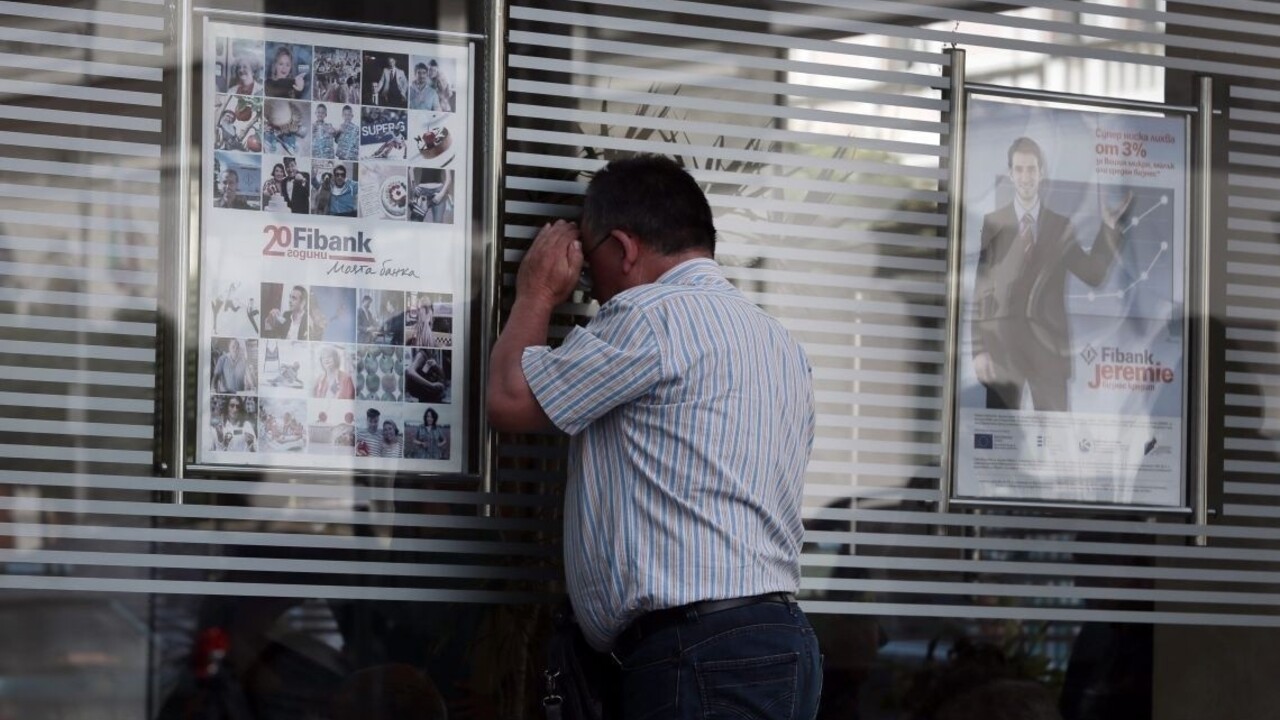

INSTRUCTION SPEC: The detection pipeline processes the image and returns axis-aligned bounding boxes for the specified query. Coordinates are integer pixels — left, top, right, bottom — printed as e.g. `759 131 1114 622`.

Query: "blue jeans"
612 599 822 720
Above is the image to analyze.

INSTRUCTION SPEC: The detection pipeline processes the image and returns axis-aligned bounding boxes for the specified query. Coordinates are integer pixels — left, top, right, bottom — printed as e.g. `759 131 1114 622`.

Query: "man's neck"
1013 195 1040 219
641 249 712 283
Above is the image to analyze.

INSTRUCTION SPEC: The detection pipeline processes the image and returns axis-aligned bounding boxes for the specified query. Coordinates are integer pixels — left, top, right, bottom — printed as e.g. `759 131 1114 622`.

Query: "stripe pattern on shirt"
522 258 815 651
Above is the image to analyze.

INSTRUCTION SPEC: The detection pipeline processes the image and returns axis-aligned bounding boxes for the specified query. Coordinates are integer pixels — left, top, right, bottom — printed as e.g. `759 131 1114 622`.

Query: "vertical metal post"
938 47 967 515
1194 75 1214 546
171 0 195 503
477 0 508 512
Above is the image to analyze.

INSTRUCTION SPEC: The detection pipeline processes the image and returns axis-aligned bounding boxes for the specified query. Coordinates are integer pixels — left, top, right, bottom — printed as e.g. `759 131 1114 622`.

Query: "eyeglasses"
577 231 614 294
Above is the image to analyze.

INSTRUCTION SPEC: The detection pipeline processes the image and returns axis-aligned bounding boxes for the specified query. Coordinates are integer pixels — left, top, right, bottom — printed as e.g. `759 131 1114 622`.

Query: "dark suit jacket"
262 310 309 340
971 202 1124 381
283 173 310 215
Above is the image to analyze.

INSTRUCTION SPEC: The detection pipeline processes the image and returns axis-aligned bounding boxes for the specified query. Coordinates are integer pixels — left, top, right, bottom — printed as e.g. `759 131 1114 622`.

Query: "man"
263 285 309 340
407 62 440 111
335 105 360 161
374 56 407 107
971 136 1133 412
487 155 820 719
212 338 250 394
358 295 378 344
327 164 358 217
355 408 383 457
282 157 310 215
215 169 248 209
215 397 256 452
312 103 336 159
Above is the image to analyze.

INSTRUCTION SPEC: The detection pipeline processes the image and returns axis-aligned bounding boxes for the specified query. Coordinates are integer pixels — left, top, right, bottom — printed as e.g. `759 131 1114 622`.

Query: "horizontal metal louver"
503 0 1280 627
0 3 553 608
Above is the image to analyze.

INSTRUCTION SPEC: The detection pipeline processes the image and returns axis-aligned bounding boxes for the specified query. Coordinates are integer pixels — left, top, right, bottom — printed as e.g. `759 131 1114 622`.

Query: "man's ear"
614 229 641 274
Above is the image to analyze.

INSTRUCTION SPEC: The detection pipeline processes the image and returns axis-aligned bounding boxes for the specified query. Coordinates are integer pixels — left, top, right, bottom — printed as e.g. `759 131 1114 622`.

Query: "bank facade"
0 0 1277 718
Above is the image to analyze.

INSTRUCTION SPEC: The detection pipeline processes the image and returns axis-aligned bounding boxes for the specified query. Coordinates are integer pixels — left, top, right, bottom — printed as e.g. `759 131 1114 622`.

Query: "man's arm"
486 220 582 433
1064 188 1135 286
971 215 1000 384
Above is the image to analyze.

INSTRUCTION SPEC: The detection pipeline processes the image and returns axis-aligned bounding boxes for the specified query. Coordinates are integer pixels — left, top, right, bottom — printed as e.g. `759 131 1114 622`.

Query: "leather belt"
616 592 796 652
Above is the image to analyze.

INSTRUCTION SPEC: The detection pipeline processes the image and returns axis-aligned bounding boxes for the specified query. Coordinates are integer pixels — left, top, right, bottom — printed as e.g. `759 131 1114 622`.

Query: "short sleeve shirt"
521 258 815 651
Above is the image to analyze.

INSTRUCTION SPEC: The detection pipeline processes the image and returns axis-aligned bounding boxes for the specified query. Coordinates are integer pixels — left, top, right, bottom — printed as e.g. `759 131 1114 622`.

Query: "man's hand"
973 352 998 385
516 220 582 308
1100 187 1135 230
486 221 579 433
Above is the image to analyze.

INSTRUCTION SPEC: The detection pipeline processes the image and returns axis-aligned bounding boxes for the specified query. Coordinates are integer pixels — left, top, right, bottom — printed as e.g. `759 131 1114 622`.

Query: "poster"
198 22 470 472
952 97 1187 507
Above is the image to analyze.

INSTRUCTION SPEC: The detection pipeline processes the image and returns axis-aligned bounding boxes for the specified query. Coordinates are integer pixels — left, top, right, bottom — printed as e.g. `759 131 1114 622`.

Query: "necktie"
1019 212 1035 247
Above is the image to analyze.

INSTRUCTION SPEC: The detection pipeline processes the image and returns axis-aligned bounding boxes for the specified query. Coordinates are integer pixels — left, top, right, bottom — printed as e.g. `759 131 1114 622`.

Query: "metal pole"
171 0 195 503
1194 75 1214 546
938 47 966 515
478 0 508 513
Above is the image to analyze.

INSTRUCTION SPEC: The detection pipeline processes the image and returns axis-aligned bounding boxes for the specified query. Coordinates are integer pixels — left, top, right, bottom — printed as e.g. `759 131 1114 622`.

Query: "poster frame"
939 70 1208 515
175 7 494 483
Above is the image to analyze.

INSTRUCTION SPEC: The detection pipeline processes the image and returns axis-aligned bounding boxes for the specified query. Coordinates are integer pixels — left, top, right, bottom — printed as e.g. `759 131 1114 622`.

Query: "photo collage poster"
198 21 470 472
953 98 1187 507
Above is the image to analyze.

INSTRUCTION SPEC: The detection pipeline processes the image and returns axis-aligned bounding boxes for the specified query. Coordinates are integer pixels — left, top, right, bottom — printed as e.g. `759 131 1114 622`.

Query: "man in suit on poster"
971 136 1133 413
282 157 310 214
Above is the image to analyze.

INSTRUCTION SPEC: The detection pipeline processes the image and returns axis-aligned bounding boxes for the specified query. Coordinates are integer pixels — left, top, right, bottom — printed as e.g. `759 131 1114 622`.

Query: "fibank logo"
262 225 375 263
1085 345 1175 389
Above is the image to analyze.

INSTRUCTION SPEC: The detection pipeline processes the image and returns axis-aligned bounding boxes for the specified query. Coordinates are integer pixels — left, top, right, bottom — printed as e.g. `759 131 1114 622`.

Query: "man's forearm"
486 293 557 432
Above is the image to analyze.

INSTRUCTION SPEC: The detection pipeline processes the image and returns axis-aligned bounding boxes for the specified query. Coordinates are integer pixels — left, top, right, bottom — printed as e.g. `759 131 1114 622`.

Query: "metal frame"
1193 75 1215 544
937 47 966 515
172 6 499 486
939 53 1210 517
478 0 508 503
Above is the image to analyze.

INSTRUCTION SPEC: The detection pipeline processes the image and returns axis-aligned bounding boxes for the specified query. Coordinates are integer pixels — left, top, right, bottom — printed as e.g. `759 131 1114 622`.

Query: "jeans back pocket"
695 651 798 720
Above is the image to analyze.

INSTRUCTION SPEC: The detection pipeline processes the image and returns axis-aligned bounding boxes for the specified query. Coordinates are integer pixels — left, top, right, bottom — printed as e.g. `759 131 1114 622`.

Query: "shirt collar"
655 257 724 287
1013 195 1041 223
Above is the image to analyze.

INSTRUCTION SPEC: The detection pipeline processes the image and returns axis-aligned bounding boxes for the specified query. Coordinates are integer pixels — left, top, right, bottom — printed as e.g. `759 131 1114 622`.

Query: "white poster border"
189 16 479 476
943 86 1198 513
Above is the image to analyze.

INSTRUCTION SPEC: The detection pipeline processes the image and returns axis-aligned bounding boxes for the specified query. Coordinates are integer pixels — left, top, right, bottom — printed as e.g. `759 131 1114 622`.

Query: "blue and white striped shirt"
522 258 815 651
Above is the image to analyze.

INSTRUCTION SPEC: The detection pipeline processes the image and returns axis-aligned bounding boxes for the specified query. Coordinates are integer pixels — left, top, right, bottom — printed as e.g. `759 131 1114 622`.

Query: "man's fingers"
1119 190 1135 215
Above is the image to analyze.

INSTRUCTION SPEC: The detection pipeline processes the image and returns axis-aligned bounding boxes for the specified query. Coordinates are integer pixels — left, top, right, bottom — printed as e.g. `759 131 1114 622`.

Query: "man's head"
221 169 239 197
387 56 398 69
342 105 354 122
1006 137 1045 207
227 397 244 421
288 285 306 314
284 157 298 178
414 63 428 84
366 407 380 432
579 154 716 302
333 164 348 188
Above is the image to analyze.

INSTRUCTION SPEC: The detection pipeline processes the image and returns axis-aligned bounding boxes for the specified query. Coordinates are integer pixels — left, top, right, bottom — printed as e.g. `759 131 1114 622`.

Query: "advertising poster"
199 22 470 472
953 97 1187 507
